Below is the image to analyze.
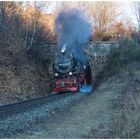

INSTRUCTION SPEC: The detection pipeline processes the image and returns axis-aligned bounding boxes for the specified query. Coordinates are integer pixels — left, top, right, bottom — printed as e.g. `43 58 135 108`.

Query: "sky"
118 1 137 26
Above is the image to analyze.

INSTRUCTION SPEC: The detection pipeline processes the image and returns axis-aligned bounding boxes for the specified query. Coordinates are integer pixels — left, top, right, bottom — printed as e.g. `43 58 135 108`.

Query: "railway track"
0 92 86 138
0 92 78 117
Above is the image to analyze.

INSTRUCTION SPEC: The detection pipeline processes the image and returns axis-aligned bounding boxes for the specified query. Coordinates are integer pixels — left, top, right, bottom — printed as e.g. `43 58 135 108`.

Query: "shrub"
105 37 140 76
102 35 112 41
0 68 6 77
12 51 23 66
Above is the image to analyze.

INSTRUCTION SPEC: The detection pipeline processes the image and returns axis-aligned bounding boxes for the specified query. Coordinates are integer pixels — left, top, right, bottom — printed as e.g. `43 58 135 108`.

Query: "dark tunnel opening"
85 64 92 85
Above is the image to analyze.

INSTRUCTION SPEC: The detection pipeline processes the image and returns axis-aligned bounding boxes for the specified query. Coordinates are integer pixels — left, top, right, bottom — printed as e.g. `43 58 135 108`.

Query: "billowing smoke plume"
55 8 92 65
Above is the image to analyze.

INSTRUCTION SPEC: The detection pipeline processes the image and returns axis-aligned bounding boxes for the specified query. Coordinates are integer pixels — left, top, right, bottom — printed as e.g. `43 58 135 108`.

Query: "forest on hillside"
0 1 140 104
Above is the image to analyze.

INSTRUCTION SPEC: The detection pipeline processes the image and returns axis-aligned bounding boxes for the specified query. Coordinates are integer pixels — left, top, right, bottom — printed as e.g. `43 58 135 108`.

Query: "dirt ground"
13 72 133 138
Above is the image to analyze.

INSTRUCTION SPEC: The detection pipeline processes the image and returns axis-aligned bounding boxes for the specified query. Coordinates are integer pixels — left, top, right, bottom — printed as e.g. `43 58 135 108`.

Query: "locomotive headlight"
69 72 72 76
55 73 58 76
61 49 65 53
83 65 86 69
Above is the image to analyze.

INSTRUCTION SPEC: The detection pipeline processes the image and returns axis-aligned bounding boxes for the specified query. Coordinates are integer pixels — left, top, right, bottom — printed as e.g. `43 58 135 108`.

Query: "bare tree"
22 2 50 50
133 2 140 28
0 2 17 44
83 2 120 40
54 1 120 41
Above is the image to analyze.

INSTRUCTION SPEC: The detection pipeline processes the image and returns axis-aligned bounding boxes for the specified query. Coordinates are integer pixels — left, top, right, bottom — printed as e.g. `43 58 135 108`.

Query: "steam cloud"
55 8 92 65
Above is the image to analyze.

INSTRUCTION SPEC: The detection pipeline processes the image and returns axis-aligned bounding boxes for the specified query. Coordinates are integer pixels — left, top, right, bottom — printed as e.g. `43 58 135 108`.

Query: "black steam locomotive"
52 44 92 92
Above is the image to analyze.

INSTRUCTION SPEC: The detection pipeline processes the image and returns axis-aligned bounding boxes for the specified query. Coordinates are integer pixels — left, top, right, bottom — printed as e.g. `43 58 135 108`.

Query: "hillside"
0 43 52 105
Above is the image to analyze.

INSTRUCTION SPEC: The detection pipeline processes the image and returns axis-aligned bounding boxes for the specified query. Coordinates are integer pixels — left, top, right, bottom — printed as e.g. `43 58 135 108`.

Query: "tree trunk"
24 23 29 48
27 22 36 51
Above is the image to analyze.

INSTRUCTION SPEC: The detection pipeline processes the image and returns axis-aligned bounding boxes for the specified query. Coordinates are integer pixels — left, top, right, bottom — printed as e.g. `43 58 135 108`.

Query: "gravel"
0 92 87 138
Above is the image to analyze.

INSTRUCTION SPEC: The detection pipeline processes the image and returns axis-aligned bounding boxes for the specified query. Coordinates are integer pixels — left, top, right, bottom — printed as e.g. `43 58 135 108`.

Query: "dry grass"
111 73 140 138
82 63 140 138
0 42 52 105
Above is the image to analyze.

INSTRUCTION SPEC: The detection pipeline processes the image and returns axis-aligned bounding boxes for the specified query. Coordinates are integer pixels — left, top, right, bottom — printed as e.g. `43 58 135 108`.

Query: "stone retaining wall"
41 41 119 79
85 42 119 80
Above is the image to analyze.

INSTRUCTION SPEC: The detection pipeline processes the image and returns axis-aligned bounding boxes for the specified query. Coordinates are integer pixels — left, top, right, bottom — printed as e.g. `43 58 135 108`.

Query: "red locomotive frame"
52 70 85 92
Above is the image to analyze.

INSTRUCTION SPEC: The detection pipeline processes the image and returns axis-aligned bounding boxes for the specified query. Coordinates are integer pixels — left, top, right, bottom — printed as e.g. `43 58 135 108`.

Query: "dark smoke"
55 8 92 65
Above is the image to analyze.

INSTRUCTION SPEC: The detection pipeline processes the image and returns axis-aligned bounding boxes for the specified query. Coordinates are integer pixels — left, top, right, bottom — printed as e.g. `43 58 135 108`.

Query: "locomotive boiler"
52 44 92 92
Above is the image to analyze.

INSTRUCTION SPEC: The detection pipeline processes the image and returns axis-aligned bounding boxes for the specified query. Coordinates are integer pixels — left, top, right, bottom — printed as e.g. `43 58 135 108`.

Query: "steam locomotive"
52 44 92 92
